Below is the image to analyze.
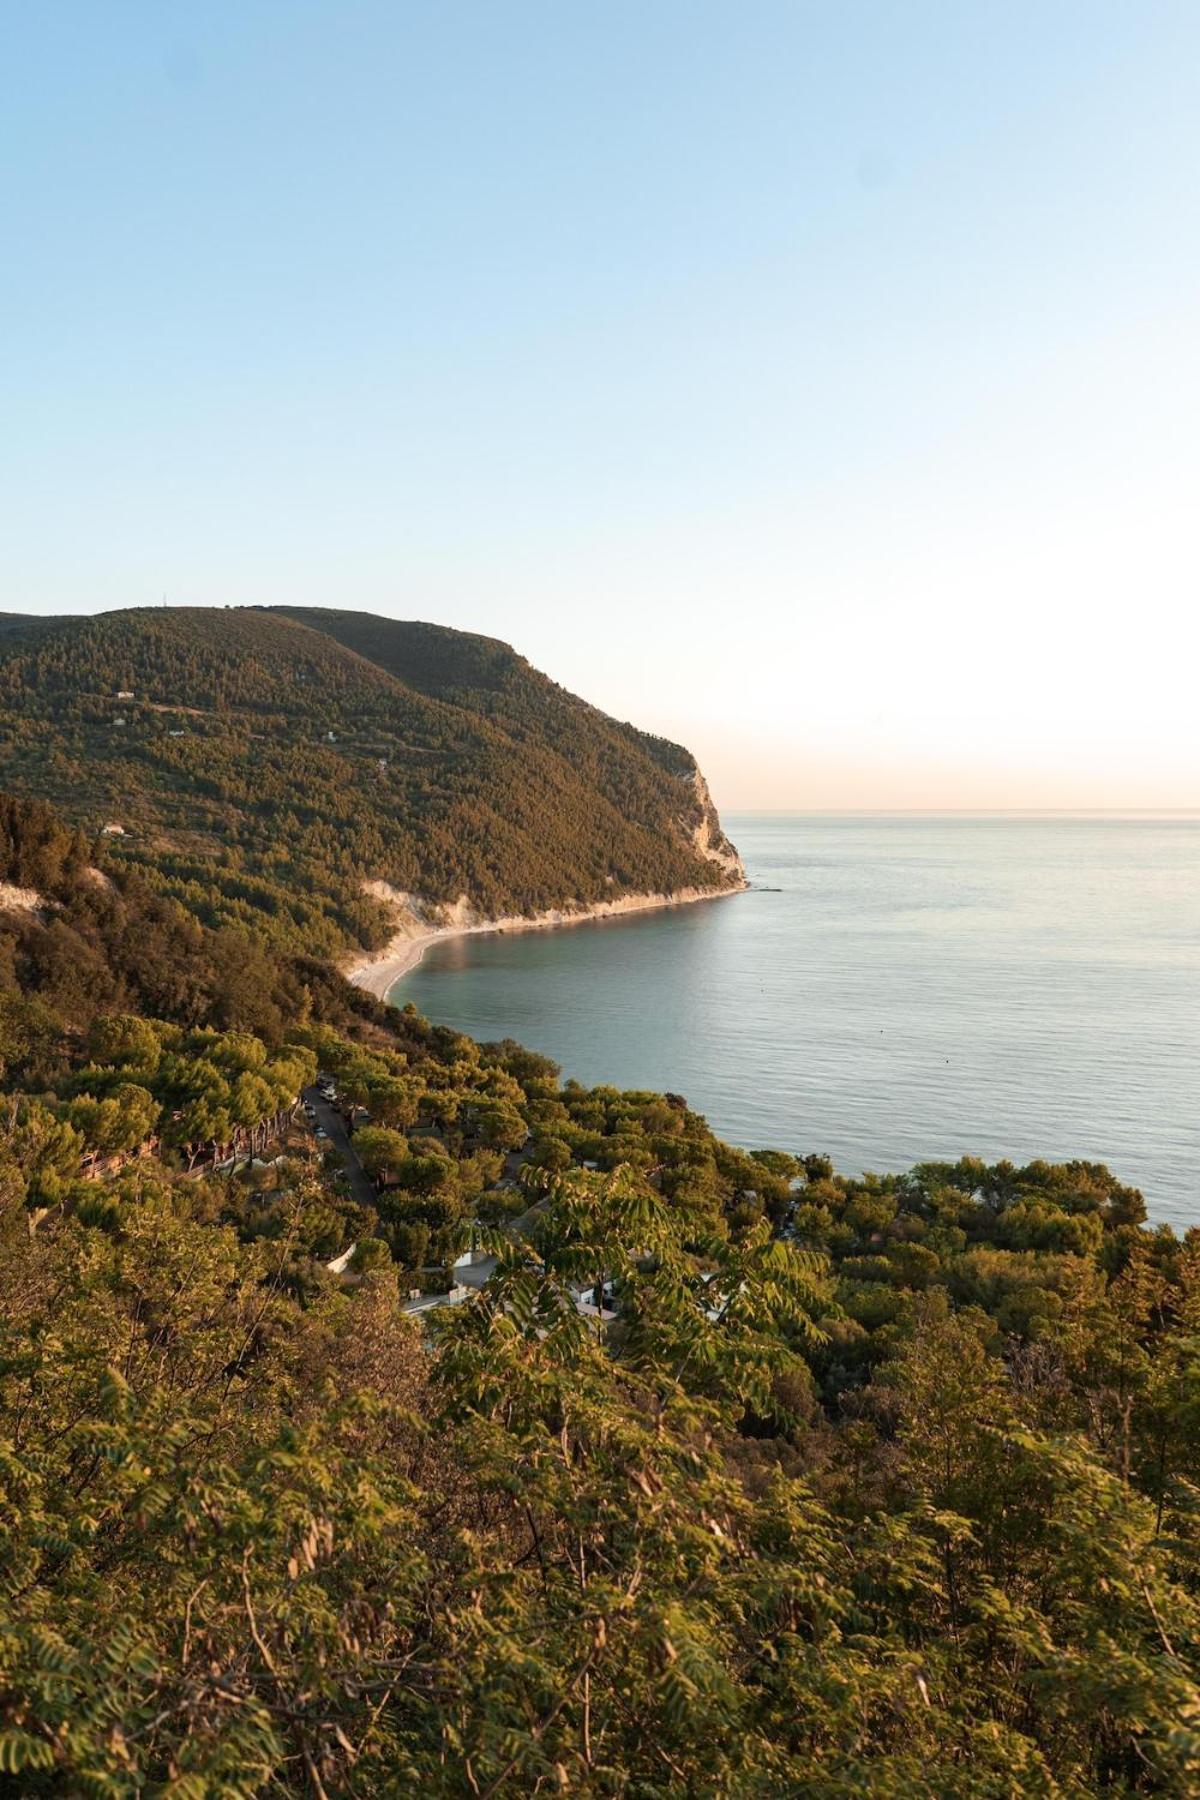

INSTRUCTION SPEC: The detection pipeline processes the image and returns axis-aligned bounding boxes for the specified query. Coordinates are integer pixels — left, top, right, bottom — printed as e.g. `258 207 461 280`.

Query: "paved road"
302 1086 378 1212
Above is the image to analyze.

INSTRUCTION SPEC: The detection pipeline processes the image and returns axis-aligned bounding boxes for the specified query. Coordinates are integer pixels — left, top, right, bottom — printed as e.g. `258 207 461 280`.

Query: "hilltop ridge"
0 605 742 960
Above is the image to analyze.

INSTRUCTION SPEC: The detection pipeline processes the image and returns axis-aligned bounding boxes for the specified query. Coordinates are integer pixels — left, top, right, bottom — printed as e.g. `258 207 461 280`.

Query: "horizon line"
722 806 1200 817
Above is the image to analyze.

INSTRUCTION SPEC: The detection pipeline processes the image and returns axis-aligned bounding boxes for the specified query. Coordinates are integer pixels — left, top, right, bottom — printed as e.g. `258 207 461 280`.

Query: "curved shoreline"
345 881 748 1003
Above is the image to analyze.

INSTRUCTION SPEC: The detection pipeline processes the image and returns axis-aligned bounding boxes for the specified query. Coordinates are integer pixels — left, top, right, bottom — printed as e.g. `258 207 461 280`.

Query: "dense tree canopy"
0 607 740 957
0 795 1196 1794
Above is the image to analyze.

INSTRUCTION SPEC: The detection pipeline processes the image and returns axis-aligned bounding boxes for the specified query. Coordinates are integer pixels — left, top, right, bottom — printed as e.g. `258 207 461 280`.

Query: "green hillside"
1 789 1197 1795
0 606 741 957
268 605 702 776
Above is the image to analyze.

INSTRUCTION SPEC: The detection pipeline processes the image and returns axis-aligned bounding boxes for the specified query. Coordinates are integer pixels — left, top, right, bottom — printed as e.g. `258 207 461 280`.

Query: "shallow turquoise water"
395 815 1200 1229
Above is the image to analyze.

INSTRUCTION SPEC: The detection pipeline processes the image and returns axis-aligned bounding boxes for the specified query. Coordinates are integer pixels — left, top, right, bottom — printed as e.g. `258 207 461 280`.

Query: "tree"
366 1076 419 1130
353 1126 411 1187
351 1236 391 1273
88 1012 163 1072
69 1082 159 1156
5 1099 84 1206
475 1102 528 1151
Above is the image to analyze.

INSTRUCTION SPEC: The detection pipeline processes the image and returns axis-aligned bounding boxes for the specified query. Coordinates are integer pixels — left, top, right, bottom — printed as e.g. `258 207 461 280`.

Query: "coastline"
345 881 748 1003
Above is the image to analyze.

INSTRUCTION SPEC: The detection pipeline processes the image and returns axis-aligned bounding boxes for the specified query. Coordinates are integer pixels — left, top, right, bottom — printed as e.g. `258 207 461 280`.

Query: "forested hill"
0 606 741 956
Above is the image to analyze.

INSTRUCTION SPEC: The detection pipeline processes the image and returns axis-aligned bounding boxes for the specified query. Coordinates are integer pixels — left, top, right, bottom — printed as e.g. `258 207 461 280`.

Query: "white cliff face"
348 761 746 999
686 768 745 882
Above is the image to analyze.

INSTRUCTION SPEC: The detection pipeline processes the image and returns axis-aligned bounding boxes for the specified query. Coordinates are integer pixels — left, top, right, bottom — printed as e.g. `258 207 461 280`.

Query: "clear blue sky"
3 2 1197 807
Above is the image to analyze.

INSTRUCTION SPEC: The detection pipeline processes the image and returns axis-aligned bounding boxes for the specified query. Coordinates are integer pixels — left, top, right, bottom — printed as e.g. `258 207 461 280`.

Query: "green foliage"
0 794 1197 1794
353 1124 411 1183
2 1144 1199 1794
0 607 740 952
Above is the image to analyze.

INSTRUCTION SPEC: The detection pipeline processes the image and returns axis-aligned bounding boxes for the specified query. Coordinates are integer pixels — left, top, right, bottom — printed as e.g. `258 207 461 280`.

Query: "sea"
393 815 1200 1231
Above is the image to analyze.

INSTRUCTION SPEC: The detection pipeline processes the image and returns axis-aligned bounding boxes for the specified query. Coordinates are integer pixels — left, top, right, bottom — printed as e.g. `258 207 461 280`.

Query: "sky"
2 2 1197 810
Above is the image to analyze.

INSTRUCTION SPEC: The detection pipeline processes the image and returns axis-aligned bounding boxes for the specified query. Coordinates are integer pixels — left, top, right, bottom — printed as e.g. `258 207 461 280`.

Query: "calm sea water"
395 816 1200 1229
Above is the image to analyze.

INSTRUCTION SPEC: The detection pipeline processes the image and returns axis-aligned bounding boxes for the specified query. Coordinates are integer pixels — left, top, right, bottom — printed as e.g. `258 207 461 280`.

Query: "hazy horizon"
4 3 1196 811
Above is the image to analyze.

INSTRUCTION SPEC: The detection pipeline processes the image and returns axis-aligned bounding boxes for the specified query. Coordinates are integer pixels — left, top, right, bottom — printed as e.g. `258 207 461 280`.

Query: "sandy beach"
344 881 748 1002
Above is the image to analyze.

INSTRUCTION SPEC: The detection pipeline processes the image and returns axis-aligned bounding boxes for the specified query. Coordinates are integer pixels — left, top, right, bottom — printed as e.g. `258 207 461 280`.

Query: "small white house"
101 823 126 836
571 1284 617 1323
453 1246 489 1269
115 689 134 701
